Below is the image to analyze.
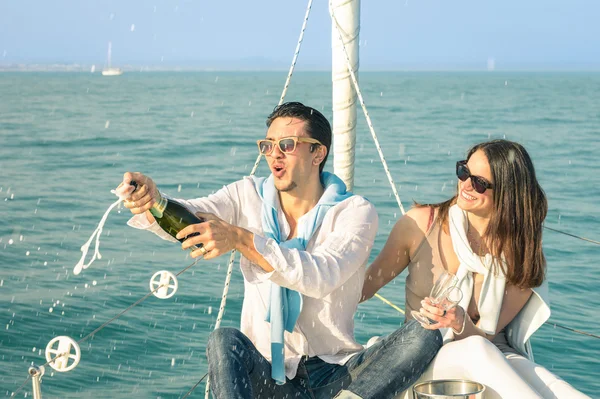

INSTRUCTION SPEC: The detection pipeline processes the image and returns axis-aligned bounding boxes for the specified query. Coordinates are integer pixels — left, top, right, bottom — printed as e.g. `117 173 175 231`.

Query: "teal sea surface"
1 72 599 398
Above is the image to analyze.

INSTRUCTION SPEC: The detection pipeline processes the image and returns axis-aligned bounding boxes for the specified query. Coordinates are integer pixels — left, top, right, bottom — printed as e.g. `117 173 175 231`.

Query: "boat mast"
331 0 360 191
107 42 112 69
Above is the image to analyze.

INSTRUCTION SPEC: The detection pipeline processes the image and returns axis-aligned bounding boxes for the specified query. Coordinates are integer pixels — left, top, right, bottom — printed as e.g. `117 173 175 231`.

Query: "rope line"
78 258 200 345
373 293 600 340
182 372 209 399
546 322 600 340
9 376 31 398
278 0 313 106
543 225 600 246
204 2 314 397
374 293 405 315
329 0 406 216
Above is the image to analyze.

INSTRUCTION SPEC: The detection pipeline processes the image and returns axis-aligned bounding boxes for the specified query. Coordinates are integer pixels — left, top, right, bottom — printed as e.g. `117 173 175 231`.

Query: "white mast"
107 41 112 68
331 0 359 191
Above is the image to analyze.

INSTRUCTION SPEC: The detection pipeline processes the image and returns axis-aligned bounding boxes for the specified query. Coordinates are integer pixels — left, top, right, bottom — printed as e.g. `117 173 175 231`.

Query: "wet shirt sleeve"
127 180 244 239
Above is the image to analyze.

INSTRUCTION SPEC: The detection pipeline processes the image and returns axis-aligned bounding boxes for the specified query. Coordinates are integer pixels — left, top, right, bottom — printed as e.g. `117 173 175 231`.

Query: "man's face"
263 117 321 193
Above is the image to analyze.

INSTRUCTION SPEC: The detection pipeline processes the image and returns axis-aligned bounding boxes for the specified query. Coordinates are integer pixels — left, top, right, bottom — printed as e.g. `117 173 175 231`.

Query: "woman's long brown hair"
422 140 546 289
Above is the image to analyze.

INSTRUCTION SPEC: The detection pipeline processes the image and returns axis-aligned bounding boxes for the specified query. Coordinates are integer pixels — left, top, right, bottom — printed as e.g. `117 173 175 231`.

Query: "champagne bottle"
130 181 205 246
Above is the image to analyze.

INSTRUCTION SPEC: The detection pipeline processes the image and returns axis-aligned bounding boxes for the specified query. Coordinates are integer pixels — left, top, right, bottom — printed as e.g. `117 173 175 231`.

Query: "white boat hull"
102 68 123 76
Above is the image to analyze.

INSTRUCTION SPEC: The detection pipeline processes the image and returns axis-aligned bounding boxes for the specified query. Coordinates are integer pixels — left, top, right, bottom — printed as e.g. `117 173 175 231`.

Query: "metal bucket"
412 379 485 399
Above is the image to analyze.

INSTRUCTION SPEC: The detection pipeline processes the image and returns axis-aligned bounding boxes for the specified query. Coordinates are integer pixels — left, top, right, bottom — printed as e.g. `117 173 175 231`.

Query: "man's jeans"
206 320 442 399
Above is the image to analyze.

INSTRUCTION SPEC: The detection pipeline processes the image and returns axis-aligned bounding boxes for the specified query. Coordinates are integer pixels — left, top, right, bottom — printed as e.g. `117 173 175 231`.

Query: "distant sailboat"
102 41 123 76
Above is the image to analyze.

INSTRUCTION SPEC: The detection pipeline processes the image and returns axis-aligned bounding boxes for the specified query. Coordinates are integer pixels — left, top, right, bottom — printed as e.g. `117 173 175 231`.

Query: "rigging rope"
78 258 200 345
543 225 600 246
183 372 209 399
204 1 314 398
9 377 31 398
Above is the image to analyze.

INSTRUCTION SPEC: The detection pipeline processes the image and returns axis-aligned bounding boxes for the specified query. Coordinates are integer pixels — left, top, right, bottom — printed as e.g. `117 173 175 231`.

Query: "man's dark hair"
266 102 331 174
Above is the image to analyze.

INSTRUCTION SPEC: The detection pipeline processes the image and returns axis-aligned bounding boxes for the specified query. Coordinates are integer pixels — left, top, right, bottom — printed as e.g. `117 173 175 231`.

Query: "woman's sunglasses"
257 136 322 155
456 160 494 194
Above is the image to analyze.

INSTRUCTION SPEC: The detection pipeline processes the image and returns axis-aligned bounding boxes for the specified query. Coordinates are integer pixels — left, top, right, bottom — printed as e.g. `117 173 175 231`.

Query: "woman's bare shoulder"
405 205 435 234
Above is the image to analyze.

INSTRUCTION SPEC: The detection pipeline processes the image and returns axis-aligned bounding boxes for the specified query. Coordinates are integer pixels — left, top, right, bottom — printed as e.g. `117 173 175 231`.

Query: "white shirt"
128 176 379 380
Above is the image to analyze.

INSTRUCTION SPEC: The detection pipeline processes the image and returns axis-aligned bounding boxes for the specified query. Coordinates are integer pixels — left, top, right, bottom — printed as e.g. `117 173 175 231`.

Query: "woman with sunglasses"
361 139 589 398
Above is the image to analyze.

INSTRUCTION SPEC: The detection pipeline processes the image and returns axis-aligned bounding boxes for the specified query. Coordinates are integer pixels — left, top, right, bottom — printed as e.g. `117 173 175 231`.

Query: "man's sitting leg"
334 320 442 399
206 327 311 399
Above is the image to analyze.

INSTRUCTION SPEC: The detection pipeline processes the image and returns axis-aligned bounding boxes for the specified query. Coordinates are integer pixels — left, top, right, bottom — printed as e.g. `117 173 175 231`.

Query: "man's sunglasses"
456 160 494 194
257 136 322 155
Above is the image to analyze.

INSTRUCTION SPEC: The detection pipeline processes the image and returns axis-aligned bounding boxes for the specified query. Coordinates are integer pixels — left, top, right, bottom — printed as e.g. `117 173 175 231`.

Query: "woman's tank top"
404 207 517 354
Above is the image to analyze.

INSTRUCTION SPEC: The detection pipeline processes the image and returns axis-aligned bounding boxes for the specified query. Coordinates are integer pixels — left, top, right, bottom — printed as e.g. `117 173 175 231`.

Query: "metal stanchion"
28 365 45 399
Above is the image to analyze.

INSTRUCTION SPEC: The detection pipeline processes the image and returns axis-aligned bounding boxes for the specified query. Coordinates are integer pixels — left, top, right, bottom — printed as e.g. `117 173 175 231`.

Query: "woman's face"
456 149 495 218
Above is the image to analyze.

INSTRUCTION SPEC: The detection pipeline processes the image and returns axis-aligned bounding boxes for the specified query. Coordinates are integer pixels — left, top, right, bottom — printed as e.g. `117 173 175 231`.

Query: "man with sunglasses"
121 102 441 399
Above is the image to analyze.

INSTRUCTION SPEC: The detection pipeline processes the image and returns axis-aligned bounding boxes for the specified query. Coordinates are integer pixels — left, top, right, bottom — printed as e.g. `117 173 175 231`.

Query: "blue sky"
1 0 599 70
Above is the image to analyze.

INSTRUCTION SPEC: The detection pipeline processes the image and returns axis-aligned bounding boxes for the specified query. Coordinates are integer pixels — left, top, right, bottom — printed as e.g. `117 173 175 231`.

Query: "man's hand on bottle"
177 212 241 260
120 172 159 215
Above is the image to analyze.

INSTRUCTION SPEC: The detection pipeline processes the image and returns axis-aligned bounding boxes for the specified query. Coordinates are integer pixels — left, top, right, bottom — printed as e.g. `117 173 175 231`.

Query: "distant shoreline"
1 66 600 73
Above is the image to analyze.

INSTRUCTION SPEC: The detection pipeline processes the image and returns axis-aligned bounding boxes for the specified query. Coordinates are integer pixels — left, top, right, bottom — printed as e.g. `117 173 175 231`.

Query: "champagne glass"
411 271 459 326
437 286 463 314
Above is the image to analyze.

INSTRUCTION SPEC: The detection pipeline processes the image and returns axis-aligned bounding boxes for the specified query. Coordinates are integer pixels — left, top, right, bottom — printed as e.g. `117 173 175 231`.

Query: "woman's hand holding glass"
419 288 466 332
412 271 459 326
411 270 466 331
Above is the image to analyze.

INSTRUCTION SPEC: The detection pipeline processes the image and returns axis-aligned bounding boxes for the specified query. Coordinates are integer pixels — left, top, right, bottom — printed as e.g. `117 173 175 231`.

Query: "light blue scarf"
252 172 353 385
